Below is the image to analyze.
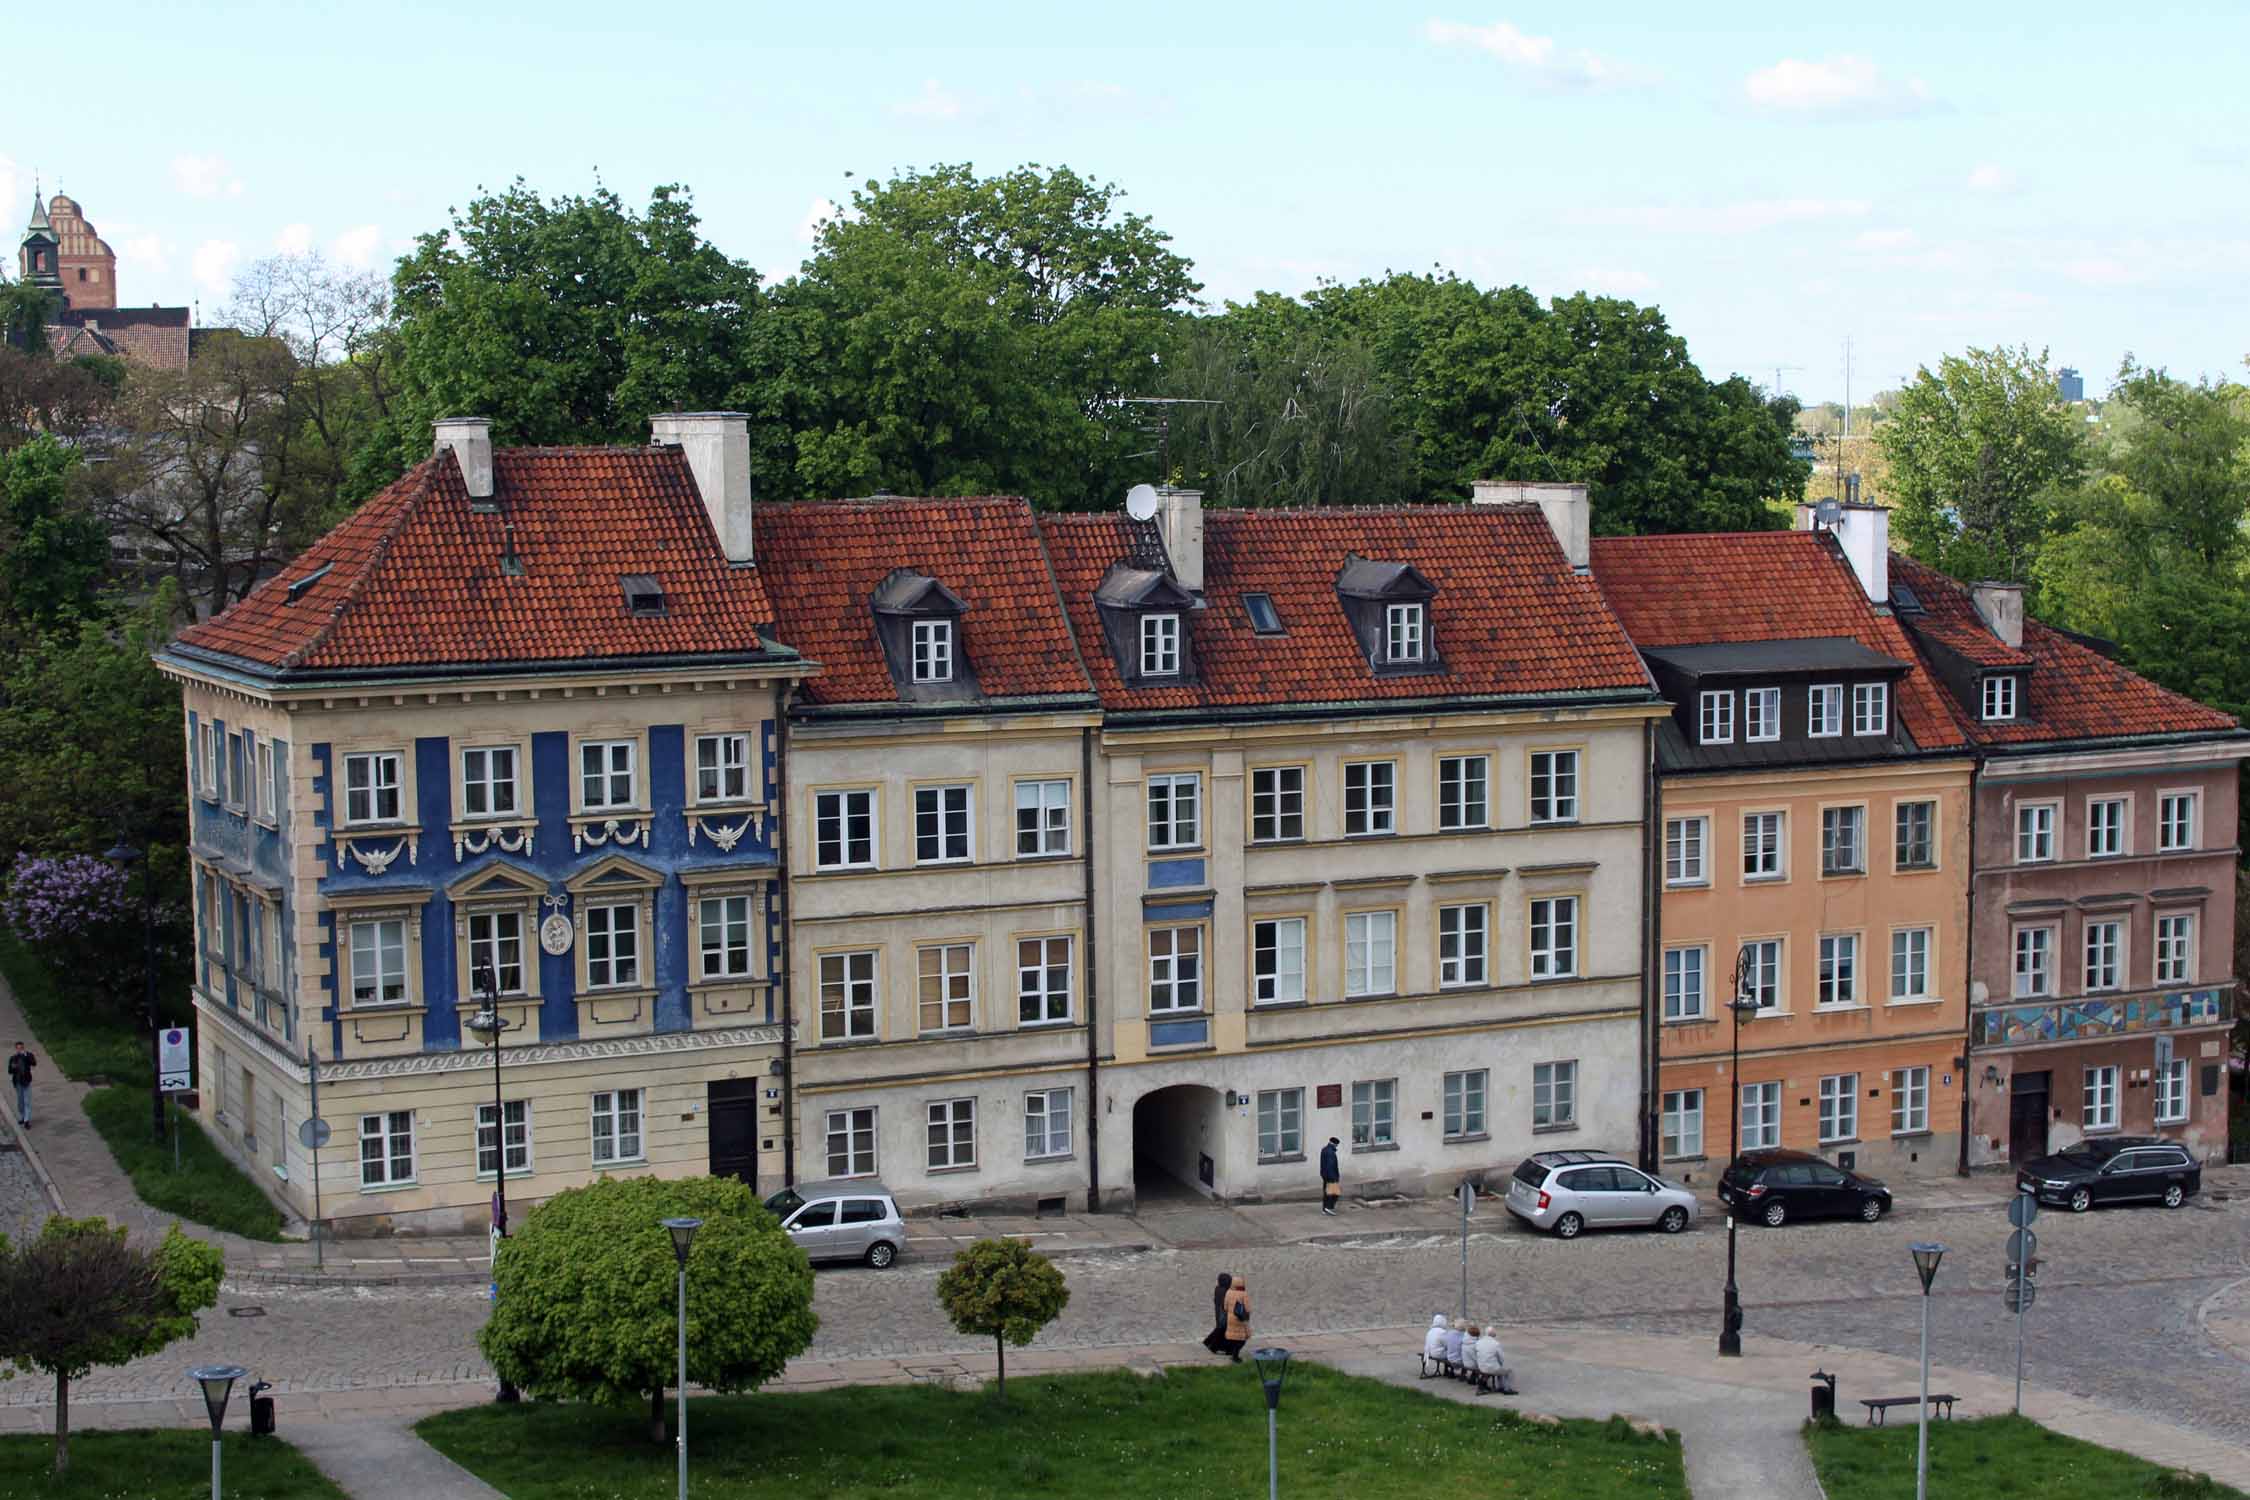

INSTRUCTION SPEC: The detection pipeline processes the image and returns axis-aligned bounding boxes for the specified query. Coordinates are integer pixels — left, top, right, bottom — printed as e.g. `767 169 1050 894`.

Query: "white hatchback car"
764 1182 906 1268
1504 1151 1699 1240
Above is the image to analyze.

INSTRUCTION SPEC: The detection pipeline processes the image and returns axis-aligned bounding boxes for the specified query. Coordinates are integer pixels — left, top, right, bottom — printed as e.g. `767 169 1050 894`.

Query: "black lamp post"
103 838 166 1146
1252 1346 1291 1500
1719 944 1763 1357
190 1362 245 1500
461 961 518 1404
662 1216 703 1500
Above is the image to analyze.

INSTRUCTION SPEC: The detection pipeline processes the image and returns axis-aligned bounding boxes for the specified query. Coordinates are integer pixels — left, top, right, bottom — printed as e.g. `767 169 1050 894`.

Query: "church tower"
19 187 64 300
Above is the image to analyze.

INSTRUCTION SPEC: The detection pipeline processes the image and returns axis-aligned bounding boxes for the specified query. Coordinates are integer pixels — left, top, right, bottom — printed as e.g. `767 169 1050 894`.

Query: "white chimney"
1800 500 1890 604
1971 581 2025 649
1473 479 1588 572
1156 487 1204 592
432 416 493 501
651 412 754 564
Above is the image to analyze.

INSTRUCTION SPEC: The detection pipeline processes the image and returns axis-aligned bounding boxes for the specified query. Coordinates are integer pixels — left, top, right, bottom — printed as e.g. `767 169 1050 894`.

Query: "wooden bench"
1861 1394 1957 1425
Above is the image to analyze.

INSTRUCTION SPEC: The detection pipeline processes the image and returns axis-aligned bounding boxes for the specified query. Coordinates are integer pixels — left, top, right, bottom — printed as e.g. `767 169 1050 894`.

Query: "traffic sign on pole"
298 1117 331 1151
2005 1282 2037 1313
157 1028 193 1093
2006 1228 2037 1264
2007 1191 2039 1229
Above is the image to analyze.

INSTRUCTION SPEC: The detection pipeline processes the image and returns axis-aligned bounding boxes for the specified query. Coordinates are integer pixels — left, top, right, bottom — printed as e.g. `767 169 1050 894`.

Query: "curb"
1 1109 67 1217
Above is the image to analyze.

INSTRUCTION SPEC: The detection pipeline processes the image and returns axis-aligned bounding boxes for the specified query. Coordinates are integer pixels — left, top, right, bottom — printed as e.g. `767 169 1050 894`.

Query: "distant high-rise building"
2057 367 2085 403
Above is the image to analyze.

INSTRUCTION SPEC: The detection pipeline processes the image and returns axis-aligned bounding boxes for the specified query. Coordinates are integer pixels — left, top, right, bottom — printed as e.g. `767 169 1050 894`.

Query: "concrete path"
286 1418 505 1500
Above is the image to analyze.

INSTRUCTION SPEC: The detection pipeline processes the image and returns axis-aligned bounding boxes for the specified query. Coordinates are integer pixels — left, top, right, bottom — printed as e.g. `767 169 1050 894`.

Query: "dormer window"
1852 682 1889 736
1983 674 2018 721
911 619 953 683
1385 603 1426 663
1699 690 1734 745
621 575 666 617
1745 687 1781 742
1140 613 1181 676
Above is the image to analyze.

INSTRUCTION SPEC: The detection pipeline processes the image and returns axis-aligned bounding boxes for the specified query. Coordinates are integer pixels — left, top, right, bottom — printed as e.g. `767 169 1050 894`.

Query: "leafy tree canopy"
0 435 109 640
934 1235 1070 1398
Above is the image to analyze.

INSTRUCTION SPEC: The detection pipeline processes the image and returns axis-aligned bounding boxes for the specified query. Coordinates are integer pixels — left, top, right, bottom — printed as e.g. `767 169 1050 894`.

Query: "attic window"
1385 603 1426 663
1889 584 1924 617
621 574 667 618
1140 613 1181 677
1243 593 1284 635
284 562 333 603
1982 673 2019 722
911 619 953 683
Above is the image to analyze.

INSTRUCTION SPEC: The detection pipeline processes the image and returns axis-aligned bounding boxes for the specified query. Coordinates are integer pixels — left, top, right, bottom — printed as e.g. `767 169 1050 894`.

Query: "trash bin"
249 1381 276 1436
1809 1369 1836 1422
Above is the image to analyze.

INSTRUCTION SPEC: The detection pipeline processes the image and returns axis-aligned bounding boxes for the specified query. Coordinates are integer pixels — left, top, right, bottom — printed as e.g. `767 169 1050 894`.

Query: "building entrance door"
2009 1071 2050 1163
707 1079 761 1190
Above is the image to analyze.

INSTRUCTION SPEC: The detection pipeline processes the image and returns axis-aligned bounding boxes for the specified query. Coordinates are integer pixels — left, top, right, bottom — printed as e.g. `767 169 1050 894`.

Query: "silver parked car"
763 1181 906 1268
1504 1151 1699 1239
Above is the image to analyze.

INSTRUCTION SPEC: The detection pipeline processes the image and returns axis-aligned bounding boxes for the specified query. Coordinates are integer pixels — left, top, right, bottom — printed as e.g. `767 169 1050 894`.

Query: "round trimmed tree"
478 1174 816 1440
935 1236 1070 1399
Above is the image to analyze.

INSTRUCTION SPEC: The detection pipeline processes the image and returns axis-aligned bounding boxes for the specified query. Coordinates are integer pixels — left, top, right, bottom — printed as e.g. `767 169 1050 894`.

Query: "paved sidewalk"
287 1418 505 1500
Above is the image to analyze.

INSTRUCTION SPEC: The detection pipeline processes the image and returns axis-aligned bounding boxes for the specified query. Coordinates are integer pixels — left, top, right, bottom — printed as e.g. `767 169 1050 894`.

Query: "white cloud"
1966 163 2019 193
2058 255 2146 288
329 224 382 269
1572 266 1655 296
1589 197 1871 235
274 223 314 255
171 154 245 199
797 197 840 244
118 233 171 276
1743 55 1935 115
191 239 240 295
1423 19 1651 89
893 79 967 120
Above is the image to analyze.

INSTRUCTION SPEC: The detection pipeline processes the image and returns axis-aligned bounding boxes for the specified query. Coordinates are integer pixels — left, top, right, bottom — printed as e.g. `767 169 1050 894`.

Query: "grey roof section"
1094 561 1197 610
872 569 968 615
1641 637 1910 677
1653 719 1922 774
1336 554 1436 599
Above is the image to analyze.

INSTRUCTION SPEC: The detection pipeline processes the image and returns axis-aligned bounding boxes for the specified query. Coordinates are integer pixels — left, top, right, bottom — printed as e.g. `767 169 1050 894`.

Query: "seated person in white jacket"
1443 1319 1467 1370
1473 1324 1508 1391
1421 1314 1448 1374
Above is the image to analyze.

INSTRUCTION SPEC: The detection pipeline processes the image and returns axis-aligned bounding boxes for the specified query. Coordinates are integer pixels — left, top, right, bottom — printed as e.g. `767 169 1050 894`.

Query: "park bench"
1860 1393 1957 1425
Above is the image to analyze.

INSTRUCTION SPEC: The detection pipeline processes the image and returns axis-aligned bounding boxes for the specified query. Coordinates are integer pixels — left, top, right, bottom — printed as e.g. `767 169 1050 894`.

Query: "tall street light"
189 1363 245 1500
462 961 519 1404
663 1216 702 1500
1911 1243 1947 1500
103 839 167 1145
1252 1346 1291 1500
1719 944 1763 1357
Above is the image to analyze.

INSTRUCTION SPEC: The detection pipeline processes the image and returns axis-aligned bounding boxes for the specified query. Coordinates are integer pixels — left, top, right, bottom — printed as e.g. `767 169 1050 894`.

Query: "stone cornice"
315 1020 789 1082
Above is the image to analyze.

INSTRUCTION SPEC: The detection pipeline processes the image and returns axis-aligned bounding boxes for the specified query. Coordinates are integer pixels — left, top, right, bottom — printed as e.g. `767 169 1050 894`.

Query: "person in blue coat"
1319 1136 1341 1216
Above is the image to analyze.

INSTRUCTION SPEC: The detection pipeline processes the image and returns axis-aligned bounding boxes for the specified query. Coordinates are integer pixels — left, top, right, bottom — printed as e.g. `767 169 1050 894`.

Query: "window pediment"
563 853 663 894
445 861 545 904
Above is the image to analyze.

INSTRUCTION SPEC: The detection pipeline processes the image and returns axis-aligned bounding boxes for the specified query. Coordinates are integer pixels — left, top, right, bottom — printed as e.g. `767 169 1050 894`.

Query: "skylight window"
1243 593 1284 635
621 574 667 618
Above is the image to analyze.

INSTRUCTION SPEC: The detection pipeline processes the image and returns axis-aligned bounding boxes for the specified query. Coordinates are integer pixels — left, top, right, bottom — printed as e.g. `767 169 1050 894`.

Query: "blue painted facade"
184 709 297 1044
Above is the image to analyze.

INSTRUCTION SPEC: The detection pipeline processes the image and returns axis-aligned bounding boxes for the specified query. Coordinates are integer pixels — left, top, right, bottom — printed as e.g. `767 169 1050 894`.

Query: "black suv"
2017 1137 2200 1213
1717 1148 1892 1228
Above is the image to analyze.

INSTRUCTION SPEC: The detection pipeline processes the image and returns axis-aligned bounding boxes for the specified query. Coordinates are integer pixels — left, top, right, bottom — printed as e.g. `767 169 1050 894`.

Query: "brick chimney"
432 417 494 501
1473 479 1588 572
651 413 754 564
1971 581 2024 648
1156 487 1205 592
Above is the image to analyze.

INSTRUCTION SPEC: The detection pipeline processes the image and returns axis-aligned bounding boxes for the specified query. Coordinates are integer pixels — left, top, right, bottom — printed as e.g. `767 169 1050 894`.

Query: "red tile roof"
1589 530 1971 750
172 447 781 677
1889 555 2240 745
1039 505 1653 712
756 498 1092 706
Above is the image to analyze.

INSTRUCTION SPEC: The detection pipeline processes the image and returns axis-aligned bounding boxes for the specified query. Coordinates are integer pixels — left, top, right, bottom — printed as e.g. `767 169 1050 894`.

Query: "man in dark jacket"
8 1042 33 1127
1319 1136 1341 1216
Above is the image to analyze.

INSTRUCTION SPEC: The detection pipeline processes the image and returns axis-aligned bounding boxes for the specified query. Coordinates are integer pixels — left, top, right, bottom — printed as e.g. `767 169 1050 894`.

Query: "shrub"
934 1237 1070 1399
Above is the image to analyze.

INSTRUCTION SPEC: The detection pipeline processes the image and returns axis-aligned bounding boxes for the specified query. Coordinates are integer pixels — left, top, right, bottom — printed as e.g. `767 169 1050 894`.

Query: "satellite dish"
1125 483 1161 521
1813 498 1843 530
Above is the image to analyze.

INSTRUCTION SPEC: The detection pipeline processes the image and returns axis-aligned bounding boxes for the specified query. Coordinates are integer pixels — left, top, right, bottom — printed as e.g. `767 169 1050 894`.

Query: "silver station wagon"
1504 1150 1700 1239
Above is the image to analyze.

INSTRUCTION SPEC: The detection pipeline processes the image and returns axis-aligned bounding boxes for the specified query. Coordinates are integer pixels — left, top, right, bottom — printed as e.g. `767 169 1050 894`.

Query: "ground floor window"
1024 1089 1072 1160
359 1110 414 1187
927 1097 976 1170
1442 1070 1486 1139
1351 1079 1395 1148
2154 1059 2189 1124
1740 1081 1780 1149
1890 1067 1929 1135
1532 1060 1576 1129
476 1099 531 1176
827 1107 877 1178
1661 1089 1703 1158
1818 1074 1859 1143
592 1089 643 1164
1257 1088 1303 1160
2083 1065 2119 1130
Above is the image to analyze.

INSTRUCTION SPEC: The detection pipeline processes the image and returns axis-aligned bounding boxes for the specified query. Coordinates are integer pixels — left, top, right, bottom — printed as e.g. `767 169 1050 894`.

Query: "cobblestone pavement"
22 1190 2249 1466
0 1146 47 1245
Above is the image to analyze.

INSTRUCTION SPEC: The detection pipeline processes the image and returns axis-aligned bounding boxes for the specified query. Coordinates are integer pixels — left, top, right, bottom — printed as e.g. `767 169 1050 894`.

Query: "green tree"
1878 345 2084 582
0 435 108 639
934 1236 1070 1399
0 1216 224 1474
478 1174 816 1442
2104 568 2250 725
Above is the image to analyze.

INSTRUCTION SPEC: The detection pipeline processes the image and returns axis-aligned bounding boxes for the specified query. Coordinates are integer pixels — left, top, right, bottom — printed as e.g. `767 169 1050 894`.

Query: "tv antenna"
1110 396 1220 483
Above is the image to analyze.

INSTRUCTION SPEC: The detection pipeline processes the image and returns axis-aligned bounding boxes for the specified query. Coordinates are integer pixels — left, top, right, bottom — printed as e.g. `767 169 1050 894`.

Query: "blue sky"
9 1 2245 403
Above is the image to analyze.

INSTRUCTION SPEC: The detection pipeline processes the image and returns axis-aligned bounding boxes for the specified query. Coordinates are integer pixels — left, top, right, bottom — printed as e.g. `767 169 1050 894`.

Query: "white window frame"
1743 810 1784 880
1351 1078 1396 1148
2154 1059 2189 1125
263 737 283 823
1017 935 1072 1025
2086 797 2127 859
1438 903 1488 989
1808 683 1844 737
914 783 974 865
927 1097 976 1171
195 719 216 799
1529 896 1578 979
1818 1073 1860 1143
358 1110 415 1187
1890 927 1932 1002
1140 612 1181 676
1821 804 1865 876
1894 799 1936 869
1740 1081 1781 1149
1147 772 1201 851
2156 911 2195 986
1662 1088 1704 1159
1443 1069 1488 1139
342 751 403 826
695 732 753 804
476 1099 532 1178
819 950 878 1041
826 1106 877 1177
916 942 976 1033
1817 933 1860 1007
698 894 755 979
461 745 520 820
1665 816 1709 886
1983 673 2018 721
347 918 408 1007
1148 925 1204 1013
2012 926 2054 998
1699 690 1735 745
1745 687 1781 742
1743 938 1782 1011
1014 778 1072 857
911 618 954 684
1530 749 1580 824
579 739 637 811
1891 1066 1930 1135
591 1088 644 1165
2083 918 2124 993
1663 945 1707 1021
1345 909 1398 996
1852 681 1889 736
1024 1089 1073 1160
2082 1065 2119 1131
1252 917 1306 1005
226 732 249 812
1532 1060 1577 1130
1250 765 1306 843
1257 1088 1304 1160
467 909 527 996
1384 602 1426 663
2158 791 2198 852
584 903 641 990
2015 802 2056 864
1438 754 1489 831
1343 760 1398 837
813 788 876 871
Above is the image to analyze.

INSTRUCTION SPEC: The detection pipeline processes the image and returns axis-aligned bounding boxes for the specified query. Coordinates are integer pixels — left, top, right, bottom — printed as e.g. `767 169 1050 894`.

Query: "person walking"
1203 1272 1235 1356
1219 1274 1252 1362
1319 1136 1341 1216
8 1042 33 1128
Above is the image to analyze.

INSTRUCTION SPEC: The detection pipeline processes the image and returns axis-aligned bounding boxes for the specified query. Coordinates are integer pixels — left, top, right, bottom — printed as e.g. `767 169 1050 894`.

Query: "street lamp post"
462 963 519 1404
662 1217 702 1500
1252 1347 1291 1500
103 839 166 1146
1719 945 1763 1357
189 1363 245 1500
1911 1243 1947 1500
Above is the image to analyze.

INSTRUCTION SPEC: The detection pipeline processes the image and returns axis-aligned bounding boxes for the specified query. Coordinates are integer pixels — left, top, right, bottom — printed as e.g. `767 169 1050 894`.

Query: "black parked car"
2016 1137 2200 1213
1718 1148 1892 1227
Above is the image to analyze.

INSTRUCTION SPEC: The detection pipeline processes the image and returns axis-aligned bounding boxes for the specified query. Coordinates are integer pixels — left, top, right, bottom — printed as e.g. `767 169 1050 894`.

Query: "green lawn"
1805 1414 2242 1498
0 931 160 1086
83 1082 285 1241
420 1363 1686 1499
0 1430 345 1500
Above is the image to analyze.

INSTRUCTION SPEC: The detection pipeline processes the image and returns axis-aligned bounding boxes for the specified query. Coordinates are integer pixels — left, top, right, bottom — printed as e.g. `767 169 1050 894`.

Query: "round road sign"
298 1116 332 1150
2006 1227 2037 1263
2004 1282 2037 1313
2007 1191 2040 1228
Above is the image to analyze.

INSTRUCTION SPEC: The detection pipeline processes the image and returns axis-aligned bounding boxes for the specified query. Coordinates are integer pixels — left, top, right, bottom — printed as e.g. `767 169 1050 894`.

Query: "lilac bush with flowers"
3 854 134 1006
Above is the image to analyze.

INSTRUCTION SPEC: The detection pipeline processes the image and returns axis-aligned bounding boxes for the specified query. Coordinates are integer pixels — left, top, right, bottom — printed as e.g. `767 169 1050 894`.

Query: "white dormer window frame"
1852 681 1889 736
1384 602 1426 663
1808 683 1845 738
1982 673 2018 722
1745 687 1780 742
1698 690 1735 745
1140 613 1181 677
911 618 954 684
